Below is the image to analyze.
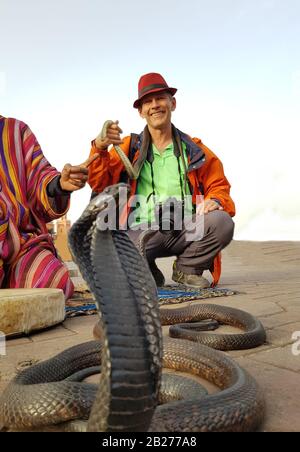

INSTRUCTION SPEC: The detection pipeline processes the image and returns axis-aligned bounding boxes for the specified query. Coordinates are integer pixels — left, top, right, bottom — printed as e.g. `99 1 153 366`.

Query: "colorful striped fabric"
0 115 73 298
7 245 74 299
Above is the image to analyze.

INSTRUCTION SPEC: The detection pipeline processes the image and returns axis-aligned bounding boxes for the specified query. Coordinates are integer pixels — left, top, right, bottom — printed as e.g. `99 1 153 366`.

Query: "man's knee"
212 211 234 248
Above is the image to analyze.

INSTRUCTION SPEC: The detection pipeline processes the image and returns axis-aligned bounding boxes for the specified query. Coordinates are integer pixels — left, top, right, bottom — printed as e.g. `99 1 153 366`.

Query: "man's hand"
60 154 100 192
196 199 223 215
95 120 123 150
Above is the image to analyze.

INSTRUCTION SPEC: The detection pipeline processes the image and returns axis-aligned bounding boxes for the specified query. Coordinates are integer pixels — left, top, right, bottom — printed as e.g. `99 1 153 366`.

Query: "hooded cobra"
0 183 265 432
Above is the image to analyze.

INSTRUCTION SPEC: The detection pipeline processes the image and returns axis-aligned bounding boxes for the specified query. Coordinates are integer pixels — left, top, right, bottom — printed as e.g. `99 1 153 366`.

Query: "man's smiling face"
138 91 176 130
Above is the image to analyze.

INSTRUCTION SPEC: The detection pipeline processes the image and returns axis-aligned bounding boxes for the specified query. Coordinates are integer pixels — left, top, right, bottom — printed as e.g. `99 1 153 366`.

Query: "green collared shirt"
130 141 192 227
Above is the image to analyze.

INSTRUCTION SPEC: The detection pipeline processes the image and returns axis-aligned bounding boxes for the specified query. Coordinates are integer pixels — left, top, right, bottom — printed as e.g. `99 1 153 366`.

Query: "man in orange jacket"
88 73 235 288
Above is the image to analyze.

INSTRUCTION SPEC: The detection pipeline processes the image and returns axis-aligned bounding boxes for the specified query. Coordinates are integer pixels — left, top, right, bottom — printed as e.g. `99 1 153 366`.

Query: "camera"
154 197 185 233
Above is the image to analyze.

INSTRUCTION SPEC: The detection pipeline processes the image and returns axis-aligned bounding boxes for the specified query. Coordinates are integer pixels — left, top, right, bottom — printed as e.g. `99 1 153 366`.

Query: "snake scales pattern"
0 184 265 432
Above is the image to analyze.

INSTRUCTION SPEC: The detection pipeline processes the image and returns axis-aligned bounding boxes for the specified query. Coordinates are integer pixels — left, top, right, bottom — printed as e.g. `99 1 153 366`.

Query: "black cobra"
0 183 265 432
0 184 162 432
161 303 266 350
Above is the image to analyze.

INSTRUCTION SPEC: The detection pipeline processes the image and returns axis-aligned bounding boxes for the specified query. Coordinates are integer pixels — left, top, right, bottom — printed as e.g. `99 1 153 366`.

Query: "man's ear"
171 97 176 111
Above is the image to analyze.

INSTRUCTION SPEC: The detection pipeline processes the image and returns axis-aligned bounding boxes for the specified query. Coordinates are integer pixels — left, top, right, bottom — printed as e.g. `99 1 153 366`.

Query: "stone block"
0 289 65 336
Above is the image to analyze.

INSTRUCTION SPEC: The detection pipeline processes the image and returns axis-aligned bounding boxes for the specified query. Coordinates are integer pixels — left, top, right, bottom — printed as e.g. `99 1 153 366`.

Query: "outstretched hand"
60 154 100 192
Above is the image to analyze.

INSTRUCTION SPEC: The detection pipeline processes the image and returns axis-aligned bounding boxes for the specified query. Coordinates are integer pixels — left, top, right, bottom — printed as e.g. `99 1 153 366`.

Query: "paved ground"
1 240 299 432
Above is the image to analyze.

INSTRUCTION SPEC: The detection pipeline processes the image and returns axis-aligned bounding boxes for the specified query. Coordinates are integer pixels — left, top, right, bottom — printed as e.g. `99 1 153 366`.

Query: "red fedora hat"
133 73 177 108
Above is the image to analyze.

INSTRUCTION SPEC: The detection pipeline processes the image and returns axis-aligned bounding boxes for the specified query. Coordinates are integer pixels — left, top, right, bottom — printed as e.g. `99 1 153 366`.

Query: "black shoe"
149 261 165 287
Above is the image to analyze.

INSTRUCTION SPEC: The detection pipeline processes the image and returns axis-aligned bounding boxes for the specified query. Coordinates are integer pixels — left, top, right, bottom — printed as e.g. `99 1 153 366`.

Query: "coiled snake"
0 183 265 432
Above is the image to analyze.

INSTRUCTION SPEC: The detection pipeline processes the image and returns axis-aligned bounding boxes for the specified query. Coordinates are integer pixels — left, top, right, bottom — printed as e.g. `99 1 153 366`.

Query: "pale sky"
1 0 299 240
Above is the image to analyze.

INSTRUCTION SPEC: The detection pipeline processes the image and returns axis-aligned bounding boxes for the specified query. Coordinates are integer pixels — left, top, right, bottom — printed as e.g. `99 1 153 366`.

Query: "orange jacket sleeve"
193 139 235 217
88 136 131 193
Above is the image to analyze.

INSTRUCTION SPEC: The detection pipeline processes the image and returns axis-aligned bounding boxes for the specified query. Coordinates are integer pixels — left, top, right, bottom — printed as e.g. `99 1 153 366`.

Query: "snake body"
100 120 140 179
151 338 264 432
161 304 266 350
138 230 266 351
0 183 265 432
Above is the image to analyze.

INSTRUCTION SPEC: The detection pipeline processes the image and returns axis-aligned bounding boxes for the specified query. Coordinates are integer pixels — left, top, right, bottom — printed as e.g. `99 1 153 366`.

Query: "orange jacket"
88 127 235 285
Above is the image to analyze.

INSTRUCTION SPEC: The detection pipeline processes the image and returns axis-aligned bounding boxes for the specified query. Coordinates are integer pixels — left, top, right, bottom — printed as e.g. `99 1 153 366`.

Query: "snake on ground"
0 183 265 432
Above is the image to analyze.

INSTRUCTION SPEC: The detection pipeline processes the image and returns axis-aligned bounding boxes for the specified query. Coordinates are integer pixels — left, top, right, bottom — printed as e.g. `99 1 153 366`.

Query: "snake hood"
83 183 130 223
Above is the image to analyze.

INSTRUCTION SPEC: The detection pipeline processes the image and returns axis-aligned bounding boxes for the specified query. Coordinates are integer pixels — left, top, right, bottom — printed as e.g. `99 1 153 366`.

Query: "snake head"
88 183 130 230
91 183 130 210
73 183 130 234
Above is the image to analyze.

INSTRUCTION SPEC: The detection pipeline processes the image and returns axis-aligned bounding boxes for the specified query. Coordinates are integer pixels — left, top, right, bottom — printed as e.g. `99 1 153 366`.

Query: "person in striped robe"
0 115 98 299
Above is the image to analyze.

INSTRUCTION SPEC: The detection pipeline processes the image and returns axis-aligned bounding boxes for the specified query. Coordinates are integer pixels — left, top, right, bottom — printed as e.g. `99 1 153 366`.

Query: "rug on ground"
65 286 237 317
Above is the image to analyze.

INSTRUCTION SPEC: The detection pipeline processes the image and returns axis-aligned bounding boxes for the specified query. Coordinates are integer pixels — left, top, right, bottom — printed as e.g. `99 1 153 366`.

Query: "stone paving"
0 240 299 432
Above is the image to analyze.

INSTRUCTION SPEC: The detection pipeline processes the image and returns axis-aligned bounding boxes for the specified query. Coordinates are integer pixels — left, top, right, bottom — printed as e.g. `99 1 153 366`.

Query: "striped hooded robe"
0 115 73 297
